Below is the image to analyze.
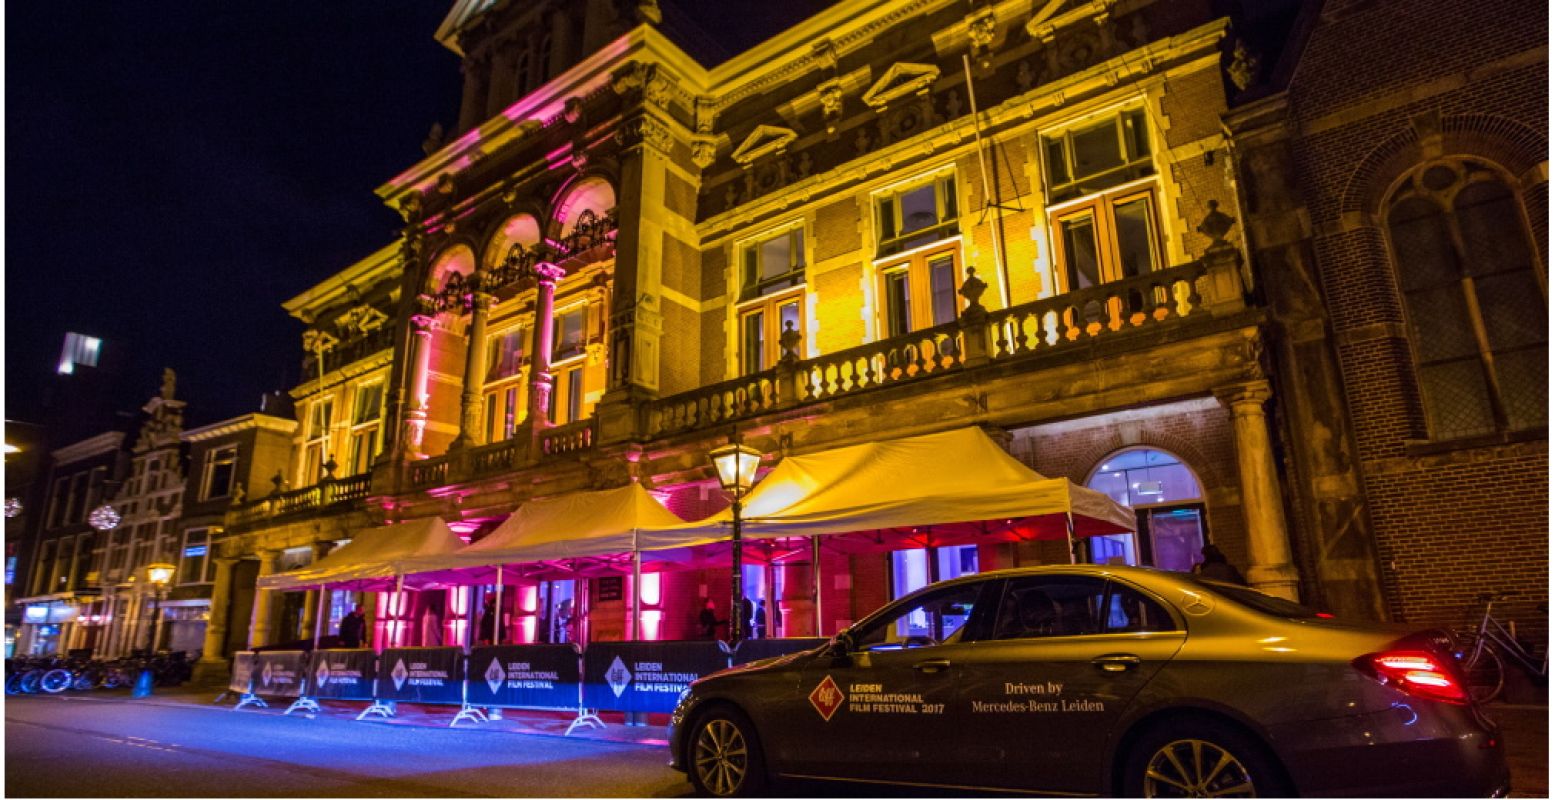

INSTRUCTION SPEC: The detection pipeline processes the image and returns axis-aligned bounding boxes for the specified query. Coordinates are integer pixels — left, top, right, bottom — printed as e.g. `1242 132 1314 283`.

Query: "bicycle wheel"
1462 642 1505 704
19 670 44 694
39 669 74 694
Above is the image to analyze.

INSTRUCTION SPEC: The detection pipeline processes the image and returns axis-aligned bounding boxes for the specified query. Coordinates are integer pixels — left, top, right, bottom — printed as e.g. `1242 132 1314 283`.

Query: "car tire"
1121 717 1290 798
687 706 768 798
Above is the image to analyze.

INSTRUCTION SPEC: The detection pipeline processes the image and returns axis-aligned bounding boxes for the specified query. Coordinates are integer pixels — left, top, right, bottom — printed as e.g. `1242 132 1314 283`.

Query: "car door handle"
1092 654 1142 673
913 659 952 674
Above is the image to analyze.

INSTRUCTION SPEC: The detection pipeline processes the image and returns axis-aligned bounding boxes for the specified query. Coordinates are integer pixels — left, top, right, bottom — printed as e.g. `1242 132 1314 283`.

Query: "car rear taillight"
1354 650 1468 704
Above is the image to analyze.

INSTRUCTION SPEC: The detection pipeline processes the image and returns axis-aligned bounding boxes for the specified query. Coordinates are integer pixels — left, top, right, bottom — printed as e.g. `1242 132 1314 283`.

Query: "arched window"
484 214 541 270
554 178 615 240
1384 158 1547 439
1085 447 1205 571
430 244 475 291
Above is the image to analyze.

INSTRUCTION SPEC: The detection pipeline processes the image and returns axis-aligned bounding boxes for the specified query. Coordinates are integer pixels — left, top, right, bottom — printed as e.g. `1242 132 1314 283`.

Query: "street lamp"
144 562 175 653
709 439 762 642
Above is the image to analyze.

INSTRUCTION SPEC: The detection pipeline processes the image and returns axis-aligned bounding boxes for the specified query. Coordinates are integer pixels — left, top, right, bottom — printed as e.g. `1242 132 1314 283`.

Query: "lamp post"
144 562 175 653
709 439 761 643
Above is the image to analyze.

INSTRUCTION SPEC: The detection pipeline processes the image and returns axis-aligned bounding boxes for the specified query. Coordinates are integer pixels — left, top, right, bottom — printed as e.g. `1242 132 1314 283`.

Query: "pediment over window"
731 124 799 166
862 63 941 111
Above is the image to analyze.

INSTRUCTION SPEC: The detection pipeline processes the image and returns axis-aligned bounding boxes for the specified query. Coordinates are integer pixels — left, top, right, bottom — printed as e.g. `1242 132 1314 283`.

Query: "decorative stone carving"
421 122 445 156
1227 39 1260 92
1196 199 1238 251
810 38 838 72
854 128 873 155
944 90 963 118
336 304 388 336
958 267 988 312
817 78 845 134
862 62 941 111
779 319 802 363
563 96 584 125
691 137 718 169
966 9 999 68
1016 60 1036 91
731 125 798 166
398 192 423 222
614 115 672 153
436 173 456 195
301 329 340 357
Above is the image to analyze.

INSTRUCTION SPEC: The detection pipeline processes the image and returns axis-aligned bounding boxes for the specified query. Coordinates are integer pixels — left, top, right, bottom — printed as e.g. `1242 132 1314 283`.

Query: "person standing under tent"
339 604 366 649
738 596 754 641
753 599 768 639
477 595 497 646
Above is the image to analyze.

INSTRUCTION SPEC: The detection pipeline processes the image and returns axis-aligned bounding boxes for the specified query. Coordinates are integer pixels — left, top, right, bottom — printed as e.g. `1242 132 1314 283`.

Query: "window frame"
1049 179 1165 294
1041 107 1154 205
347 381 385 476
1381 157 1549 441
202 445 239 501
738 224 807 302
299 398 334 486
875 170 960 258
483 323 530 443
875 240 965 338
178 528 213 586
736 287 805 374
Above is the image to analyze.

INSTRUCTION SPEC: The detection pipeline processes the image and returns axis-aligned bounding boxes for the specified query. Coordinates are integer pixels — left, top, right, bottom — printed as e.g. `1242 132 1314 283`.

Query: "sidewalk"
1488 702 1549 798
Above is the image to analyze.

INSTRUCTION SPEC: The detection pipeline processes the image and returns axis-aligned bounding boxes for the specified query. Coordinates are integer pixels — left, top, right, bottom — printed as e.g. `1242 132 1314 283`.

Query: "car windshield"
1190 577 1323 619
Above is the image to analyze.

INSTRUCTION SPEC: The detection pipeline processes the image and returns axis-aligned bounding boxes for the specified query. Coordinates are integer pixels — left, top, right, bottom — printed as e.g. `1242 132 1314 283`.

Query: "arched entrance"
1085 448 1206 572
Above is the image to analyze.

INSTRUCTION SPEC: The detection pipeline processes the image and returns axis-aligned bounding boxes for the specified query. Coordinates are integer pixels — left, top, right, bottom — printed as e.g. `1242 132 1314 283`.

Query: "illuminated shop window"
179 528 212 585
1086 447 1205 572
876 172 959 257
890 544 979 599
1383 158 1547 439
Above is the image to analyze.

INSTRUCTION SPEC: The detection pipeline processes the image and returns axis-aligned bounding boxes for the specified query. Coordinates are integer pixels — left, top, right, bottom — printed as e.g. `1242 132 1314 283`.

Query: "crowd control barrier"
235 651 305 710
223 651 259 708
466 644 598 734
582 641 728 715
285 649 376 716
730 637 828 666
368 647 475 724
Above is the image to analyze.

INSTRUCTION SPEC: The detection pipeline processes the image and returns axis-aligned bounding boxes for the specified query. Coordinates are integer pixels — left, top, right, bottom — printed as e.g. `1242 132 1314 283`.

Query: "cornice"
289 351 394 401
50 432 125 465
181 414 299 443
377 26 711 212
283 243 402 320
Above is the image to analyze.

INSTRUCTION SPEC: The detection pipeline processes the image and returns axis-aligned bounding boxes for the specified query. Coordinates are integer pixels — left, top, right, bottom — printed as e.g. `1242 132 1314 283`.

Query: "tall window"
300 399 333 486
1042 108 1162 292
515 44 533 96
348 382 384 475
179 528 214 586
1384 158 1547 440
879 250 961 337
890 545 979 600
876 172 959 257
46 477 67 530
740 294 803 374
485 326 528 442
550 306 590 425
202 446 238 501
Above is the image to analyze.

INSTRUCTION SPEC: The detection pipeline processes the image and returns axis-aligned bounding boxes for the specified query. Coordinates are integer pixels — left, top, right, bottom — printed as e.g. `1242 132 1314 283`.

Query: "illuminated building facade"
212 0 1545 662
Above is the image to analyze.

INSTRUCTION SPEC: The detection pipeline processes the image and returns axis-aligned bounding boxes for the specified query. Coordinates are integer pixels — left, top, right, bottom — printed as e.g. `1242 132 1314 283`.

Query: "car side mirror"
827 631 855 658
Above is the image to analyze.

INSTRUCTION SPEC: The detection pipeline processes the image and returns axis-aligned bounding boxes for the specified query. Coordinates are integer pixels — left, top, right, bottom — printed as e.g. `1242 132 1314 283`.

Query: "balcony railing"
301 325 395 378
540 418 596 456
643 256 1242 437
227 473 372 531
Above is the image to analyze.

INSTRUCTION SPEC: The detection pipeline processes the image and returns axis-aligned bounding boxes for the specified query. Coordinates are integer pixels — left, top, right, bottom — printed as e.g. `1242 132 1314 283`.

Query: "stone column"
247 549 282 648
403 311 436 457
1218 381 1301 600
299 541 335 642
193 557 238 679
526 262 566 427
452 287 495 450
456 54 491 134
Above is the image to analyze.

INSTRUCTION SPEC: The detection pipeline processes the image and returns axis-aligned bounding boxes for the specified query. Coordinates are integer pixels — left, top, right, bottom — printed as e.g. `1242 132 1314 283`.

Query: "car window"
854 583 983 651
1103 582 1178 633
991 575 1106 639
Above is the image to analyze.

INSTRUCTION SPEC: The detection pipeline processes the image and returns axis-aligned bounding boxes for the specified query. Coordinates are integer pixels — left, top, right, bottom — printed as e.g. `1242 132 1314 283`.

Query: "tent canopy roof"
665 426 1136 543
395 483 704 582
256 516 467 592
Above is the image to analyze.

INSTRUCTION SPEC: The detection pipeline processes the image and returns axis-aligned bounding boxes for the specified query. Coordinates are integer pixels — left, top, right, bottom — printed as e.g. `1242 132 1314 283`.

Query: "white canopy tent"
256 516 468 593
668 426 1136 547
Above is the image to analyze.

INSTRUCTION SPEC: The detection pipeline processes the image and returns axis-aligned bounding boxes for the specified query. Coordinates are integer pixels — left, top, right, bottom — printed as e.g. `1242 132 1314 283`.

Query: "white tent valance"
256 516 467 592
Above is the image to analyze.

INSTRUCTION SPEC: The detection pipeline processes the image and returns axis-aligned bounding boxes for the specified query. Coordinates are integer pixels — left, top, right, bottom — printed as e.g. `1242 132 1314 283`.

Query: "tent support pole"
494 566 504 647
395 574 405 648
1064 512 1077 565
312 586 327 651
631 551 642 641
811 536 823 636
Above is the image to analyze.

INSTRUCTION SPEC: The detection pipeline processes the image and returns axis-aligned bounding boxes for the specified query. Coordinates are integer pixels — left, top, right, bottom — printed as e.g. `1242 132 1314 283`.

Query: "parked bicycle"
1455 593 1548 704
4 651 195 694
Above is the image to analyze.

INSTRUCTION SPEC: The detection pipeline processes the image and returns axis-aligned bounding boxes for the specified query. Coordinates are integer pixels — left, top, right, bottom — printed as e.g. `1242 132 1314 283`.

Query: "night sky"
5 1 830 431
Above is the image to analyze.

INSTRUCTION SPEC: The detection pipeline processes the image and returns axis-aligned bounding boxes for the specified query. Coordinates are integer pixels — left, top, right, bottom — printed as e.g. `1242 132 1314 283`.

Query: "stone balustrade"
799 320 963 402
225 473 372 532
539 418 596 456
643 371 785 437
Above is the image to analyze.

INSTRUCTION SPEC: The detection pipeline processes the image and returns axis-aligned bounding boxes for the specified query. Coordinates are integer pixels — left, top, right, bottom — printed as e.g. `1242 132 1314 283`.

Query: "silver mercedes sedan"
669 565 1509 797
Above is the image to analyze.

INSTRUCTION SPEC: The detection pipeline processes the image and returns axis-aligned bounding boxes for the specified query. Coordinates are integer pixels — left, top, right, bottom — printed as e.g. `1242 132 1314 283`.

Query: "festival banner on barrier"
583 641 729 714
254 651 306 698
374 647 464 705
730 638 829 666
307 649 377 700
230 651 257 694
466 645 580 710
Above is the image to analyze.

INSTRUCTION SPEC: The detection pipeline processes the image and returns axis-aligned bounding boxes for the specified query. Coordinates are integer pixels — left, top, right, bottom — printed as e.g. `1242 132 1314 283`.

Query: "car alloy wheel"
694 718 750 797
1142 738 1256 798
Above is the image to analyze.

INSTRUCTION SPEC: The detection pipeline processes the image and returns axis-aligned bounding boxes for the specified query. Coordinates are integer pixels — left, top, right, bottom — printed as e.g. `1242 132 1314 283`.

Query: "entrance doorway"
1085 448 1206 571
